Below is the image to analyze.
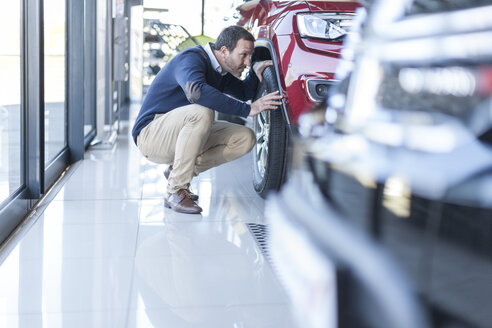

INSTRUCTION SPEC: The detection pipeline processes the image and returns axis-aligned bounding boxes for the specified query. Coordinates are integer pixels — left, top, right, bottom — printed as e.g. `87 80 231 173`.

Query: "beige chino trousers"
136 104 255 194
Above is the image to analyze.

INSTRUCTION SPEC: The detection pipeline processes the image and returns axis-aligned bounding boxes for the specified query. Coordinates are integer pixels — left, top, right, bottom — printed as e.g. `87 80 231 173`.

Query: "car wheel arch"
253 39 292 127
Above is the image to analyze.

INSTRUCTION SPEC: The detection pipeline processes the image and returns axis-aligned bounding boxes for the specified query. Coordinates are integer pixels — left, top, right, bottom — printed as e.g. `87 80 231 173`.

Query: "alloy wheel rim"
255 110 270 178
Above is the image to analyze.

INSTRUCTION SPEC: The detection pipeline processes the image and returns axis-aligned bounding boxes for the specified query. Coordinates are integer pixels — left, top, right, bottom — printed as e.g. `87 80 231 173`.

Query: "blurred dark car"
233 0 361 197
266 0 492 327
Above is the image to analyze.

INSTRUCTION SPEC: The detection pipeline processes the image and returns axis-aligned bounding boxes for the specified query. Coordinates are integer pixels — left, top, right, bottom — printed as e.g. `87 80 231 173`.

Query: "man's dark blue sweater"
132 45 259 145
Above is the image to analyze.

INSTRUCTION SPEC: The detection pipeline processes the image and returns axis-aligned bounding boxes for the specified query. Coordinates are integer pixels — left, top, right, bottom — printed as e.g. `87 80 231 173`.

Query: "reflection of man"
132 26 282 214
133 224 278 326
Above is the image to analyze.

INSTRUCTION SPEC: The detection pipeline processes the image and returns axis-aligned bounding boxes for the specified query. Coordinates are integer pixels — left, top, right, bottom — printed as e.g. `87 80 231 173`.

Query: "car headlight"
297 12 355 40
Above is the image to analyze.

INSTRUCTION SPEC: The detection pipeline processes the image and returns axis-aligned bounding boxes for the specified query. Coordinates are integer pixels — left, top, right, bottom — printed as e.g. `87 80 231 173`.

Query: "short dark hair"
212 26 255 52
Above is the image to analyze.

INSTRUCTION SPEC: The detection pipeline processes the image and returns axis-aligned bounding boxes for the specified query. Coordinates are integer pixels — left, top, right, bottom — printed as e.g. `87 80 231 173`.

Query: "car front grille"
377 65 487 121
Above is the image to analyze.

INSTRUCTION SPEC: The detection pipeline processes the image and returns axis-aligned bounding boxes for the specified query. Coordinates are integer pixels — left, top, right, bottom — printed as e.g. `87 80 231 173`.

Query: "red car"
236 0 360 197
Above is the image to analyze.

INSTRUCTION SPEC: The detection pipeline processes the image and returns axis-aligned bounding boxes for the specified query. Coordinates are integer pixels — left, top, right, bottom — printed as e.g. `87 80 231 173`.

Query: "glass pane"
83 0 96 138
0 2 22 203
44 0 66 164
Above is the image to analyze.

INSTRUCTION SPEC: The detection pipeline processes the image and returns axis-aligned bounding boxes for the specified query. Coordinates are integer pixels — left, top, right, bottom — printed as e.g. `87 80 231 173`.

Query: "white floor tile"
17 219 138 260
126 304 297 328
0 311 127 328
54 160 143 201
128 252 287 309
41 199 140 225
0 256 134 314
135 221 261 257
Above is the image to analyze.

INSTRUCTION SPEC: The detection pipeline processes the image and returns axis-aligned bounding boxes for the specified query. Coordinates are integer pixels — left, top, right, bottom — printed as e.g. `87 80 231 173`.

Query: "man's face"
222 39 254 77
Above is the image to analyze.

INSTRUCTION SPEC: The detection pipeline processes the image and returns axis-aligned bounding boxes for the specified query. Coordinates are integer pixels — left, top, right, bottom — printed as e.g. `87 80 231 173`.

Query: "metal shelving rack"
142 8 198 95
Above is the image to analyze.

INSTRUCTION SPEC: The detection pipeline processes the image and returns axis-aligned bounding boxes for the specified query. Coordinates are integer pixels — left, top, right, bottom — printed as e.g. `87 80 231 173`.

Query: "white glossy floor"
0 120 296 327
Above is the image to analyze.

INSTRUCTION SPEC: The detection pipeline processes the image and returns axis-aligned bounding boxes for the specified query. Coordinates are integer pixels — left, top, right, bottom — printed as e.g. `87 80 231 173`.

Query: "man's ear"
219 46 229 57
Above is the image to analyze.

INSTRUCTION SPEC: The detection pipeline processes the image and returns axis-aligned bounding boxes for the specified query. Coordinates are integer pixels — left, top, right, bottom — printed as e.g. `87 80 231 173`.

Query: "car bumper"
266 167 429 328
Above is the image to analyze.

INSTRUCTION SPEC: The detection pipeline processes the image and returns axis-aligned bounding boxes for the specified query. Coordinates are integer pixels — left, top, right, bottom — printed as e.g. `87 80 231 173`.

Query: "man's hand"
249 91 283 117
253 60 273 82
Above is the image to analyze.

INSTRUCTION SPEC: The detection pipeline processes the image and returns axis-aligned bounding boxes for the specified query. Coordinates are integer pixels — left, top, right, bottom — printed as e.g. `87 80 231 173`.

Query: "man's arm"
222 68 258 101
222 60 274 101
174 52 251 117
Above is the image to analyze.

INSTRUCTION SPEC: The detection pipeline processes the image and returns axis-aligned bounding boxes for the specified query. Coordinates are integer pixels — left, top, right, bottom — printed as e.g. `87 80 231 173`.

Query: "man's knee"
245 127 256 151
234 127 255 153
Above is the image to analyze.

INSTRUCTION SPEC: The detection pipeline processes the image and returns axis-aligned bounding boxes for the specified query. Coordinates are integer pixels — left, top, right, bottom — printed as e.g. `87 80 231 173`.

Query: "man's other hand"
253 60 273 82
249 91 283 116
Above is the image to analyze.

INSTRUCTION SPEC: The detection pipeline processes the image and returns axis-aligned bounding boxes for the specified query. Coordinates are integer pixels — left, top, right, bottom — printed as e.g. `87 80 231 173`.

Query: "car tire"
252 66 288 198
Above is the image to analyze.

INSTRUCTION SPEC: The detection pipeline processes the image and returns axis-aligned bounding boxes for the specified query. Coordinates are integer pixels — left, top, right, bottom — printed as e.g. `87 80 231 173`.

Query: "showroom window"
0 1 23 205
44 0 67 165
0 0 97 244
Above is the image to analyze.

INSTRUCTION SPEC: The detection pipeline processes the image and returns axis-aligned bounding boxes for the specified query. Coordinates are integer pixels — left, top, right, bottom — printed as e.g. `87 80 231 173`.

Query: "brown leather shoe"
164 189 202 214
164 165 198 200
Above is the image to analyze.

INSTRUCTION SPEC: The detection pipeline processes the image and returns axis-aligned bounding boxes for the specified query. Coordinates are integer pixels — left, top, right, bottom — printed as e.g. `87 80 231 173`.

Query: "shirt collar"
204 42 227 76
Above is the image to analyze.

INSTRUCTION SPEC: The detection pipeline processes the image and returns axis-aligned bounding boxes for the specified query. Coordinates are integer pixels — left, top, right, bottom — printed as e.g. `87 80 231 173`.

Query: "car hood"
237 1 362 13
305 0 361 12
236 0 362 27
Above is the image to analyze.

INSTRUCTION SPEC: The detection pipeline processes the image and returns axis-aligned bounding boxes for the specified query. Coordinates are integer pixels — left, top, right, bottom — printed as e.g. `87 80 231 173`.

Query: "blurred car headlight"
297 12 356 40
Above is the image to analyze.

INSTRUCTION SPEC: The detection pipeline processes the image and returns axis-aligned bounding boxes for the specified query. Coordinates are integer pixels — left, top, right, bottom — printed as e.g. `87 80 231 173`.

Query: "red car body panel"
238 0 360 124
306 0 360 12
